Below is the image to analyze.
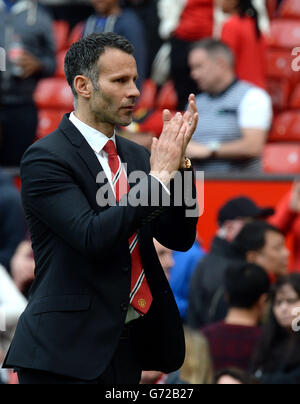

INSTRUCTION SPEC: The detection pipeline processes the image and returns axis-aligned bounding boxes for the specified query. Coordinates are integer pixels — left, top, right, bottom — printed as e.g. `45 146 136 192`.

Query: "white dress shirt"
69 112 117 195
69 112 171 195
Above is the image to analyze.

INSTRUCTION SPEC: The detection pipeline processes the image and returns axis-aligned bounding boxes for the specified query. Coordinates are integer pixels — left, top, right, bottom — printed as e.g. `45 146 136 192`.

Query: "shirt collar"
69 112 116 154
208 78 239 99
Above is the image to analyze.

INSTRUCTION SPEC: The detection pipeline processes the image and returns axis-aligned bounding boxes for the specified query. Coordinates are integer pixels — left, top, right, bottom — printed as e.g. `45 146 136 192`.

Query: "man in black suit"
3 32 199 384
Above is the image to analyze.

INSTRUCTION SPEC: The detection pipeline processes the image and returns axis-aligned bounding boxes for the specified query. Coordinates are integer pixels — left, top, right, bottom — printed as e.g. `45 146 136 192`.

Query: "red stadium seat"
263 143 300 173
266 49 296 79
53 20 69 52
289 83 300 108
68 22 84 48
54 50 67 78
36 109 69 139
155 80 178 111
269 111 300 142
268 20 300 49
267 78 291 110
279 0 300 19
267 0 278 19
34 78 73 110
135 79 157 111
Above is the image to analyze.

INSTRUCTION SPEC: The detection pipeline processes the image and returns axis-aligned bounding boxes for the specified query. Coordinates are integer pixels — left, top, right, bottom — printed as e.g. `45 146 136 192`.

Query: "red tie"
103 140 153 315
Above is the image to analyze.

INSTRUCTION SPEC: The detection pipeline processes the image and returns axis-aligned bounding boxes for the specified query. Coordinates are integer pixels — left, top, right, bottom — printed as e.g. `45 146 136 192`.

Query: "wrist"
150 170 172 186
207 141 221 158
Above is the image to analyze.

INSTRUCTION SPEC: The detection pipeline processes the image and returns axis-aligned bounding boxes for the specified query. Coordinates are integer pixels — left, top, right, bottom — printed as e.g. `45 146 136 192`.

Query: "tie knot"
103 140 118 157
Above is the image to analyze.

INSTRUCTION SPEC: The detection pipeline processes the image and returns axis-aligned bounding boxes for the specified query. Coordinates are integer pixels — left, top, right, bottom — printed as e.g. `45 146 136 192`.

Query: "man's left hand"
18 51 43 78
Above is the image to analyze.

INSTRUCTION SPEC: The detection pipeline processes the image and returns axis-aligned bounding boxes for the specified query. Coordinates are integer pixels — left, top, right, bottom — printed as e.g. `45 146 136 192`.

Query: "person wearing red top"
220 0 267 89
170 0 214 110
269 182 300 273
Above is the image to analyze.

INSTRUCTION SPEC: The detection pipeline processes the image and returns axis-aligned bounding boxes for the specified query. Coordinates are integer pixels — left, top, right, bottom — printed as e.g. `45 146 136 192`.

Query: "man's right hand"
150 110 188 186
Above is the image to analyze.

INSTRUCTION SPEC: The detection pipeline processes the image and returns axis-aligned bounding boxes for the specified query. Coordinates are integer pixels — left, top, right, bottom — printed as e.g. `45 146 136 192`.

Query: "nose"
128 81 140 100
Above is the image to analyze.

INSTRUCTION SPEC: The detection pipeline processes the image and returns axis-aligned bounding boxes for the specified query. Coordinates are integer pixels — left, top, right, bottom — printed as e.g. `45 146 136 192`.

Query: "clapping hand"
150 94 198 185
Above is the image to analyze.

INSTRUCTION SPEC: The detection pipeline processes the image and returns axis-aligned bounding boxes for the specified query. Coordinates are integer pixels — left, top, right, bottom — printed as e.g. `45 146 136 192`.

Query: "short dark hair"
64 32 135 98
233 221 283 258
225 262 270 309
190 38 235 68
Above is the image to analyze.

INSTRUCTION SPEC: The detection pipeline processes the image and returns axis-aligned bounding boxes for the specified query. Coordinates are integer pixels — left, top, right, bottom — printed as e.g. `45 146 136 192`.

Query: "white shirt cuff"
149 174 171 196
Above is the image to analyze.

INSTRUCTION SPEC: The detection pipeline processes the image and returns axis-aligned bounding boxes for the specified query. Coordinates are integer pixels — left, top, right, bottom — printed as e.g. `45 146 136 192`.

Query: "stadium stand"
263 0 300 173
263 143 300 173
269 111 300 142
279 0 300 19
31 0 300 174
34 77 73 139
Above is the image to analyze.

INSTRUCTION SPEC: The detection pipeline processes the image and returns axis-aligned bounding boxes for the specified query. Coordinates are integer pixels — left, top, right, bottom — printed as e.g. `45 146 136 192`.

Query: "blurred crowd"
1 0 300 385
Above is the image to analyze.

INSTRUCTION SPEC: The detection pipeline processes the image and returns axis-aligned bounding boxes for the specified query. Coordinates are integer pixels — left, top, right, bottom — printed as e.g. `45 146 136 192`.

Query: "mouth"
121 106 135 112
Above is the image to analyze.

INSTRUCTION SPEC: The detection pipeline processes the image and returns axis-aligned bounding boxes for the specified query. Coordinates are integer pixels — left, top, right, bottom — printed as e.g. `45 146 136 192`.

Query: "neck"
74 109 115 138
225 308 259 327
98 5 121 17
210 72 236 95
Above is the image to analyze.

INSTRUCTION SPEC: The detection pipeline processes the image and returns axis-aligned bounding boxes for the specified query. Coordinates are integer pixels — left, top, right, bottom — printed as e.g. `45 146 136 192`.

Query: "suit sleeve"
21 145 170 259
151 168 199 252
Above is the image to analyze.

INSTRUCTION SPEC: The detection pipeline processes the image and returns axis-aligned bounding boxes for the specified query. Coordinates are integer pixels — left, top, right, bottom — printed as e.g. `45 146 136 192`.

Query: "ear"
257 293 269 313
246 250 258 264
74 75 92 100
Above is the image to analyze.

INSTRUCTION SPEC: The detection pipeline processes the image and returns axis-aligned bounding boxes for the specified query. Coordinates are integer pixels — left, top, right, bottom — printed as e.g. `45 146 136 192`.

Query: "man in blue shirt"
169 239 205 323
83 0 147 90
0 0 56 166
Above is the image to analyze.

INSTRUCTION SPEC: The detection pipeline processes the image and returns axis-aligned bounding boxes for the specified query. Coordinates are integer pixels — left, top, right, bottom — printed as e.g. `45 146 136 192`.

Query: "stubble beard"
91 86 133 127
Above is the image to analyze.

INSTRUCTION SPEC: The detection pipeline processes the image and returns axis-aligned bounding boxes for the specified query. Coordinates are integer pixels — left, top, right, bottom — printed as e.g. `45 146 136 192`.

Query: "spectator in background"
39 0 93 30
153 238 174 281
0 0 56 166
220 0 267 89
251 274 300 384
169 239 205 323
186 39 272 173
0 263 27 384
72 0 147 90
269 181 300 273
10 240 35 297
201 262 270 374
215 367 260 385
187 196 274 330
140 238 175 385
215 0 270 38
234 221 289 282
0 169 27 272
159 0 213 110
121 0 162 79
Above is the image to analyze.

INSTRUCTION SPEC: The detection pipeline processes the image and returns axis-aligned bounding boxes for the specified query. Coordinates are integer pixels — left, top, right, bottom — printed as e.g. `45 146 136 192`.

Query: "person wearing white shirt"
0 264 27 383
186 38 272 173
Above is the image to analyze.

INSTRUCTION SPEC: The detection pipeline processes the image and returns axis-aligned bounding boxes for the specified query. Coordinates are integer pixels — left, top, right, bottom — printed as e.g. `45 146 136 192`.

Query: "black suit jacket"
3 115 198 380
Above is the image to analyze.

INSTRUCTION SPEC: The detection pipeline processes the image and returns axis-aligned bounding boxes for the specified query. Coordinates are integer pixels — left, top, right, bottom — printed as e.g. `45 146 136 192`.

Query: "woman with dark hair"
220 0 266 89
251 274 300 384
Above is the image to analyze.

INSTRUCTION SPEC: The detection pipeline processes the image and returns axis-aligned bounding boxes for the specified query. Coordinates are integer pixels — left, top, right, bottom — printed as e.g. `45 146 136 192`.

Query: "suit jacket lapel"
59 114 138 198
59 114 107 190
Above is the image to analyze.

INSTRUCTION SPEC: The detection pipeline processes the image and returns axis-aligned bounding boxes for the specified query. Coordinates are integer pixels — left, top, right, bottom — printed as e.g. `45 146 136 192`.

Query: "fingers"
160 111 184 144
162 109 172 124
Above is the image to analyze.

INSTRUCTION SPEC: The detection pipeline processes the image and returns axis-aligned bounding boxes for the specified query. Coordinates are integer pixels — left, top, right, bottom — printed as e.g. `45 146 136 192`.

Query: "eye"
114 78 127 83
